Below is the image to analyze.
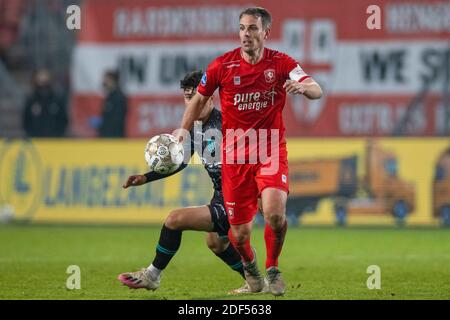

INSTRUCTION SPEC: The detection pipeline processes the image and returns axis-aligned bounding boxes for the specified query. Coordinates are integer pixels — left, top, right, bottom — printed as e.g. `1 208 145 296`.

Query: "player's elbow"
189 93 209 118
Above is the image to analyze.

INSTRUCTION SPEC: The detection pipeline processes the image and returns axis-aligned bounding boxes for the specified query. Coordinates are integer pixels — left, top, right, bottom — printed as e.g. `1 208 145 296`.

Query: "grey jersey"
187 108 222 202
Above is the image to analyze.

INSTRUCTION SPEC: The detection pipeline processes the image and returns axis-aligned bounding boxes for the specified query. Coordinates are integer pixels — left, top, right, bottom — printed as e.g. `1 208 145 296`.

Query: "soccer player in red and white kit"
176 7 322 296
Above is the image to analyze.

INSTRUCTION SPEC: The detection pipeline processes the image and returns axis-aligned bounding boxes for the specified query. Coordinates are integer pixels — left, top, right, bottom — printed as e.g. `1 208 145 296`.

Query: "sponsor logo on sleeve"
201 73 207 86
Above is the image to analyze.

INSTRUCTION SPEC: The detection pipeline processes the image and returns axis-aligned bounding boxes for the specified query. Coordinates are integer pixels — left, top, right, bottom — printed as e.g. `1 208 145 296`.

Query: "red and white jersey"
198 47 309 163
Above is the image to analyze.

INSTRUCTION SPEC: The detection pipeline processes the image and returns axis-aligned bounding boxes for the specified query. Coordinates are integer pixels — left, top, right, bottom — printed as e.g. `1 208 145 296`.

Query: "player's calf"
242 248 265 293
227 223 254 263
206 233 245 280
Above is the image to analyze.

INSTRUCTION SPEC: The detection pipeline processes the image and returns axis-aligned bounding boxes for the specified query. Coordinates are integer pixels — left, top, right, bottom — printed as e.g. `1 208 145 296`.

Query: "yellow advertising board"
0 139 213 224
0 138 449 226
285 138 450 226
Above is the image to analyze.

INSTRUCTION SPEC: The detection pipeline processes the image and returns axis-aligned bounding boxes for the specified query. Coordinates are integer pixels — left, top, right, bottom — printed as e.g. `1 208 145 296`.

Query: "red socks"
228 228 254 263
228 220 288 268
264 220 287 269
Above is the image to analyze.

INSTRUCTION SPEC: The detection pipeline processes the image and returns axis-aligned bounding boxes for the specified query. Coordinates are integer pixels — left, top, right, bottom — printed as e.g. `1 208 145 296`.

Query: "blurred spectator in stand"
22 68 68 137
92 70 128 137
0 0 26 62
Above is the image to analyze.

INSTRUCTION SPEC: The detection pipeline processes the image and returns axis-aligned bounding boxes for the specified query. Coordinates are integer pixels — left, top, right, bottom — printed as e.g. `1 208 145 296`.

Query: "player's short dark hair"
239 7 272 29
180 70 203 89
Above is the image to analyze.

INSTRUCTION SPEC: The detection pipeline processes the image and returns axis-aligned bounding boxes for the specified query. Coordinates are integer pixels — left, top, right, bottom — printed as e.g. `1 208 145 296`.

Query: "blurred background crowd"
0 0 449 139
0 0 128 138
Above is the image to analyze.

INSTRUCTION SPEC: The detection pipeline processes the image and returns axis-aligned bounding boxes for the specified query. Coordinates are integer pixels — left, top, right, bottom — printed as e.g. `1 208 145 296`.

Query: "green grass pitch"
1 224 449 300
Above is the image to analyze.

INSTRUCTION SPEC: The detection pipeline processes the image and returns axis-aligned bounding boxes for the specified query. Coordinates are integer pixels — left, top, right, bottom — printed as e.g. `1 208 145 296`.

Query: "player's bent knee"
232 231 250 245
164 210 184 230
263 202 286 216
265 212 286 230
205 234 220 253
206 235 229 254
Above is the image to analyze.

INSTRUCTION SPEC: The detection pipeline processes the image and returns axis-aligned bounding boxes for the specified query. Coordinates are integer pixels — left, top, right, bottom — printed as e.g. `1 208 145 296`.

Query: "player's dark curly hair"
239 7 272 29
180 70 204 89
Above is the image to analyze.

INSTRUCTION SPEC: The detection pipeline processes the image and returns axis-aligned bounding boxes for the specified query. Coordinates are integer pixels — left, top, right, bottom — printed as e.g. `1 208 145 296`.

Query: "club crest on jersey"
234 76 241 86
264 69 276 83
228 208 234 217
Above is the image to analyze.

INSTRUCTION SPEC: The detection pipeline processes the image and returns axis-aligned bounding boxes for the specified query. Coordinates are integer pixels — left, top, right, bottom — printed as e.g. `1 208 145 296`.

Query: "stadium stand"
0 0 79 137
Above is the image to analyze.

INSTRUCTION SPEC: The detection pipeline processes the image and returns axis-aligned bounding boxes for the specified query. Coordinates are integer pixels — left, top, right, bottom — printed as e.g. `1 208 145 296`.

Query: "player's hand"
283 80 306 95
172 128 189 144
123 175 147 188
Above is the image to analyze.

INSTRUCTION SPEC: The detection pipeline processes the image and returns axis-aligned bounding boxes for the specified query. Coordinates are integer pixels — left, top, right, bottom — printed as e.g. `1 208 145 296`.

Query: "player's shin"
264 219 287 269
149 224 182 275
227 228 254 264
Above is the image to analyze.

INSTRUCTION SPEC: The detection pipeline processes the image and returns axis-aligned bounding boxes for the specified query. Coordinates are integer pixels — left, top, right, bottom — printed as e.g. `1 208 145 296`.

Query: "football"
144 134 184 174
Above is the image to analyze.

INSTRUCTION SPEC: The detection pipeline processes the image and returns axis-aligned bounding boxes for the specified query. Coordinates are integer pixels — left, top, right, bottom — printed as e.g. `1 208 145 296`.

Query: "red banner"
71 0 450 137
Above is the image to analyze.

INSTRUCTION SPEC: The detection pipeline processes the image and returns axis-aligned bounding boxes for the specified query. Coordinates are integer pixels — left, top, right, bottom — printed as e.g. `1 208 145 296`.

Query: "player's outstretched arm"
283 78 322 100
175 92 210 142
122 163 189 189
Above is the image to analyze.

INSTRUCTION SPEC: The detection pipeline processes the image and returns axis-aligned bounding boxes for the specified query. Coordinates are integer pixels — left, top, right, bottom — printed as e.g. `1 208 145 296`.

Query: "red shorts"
222 148 289 225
